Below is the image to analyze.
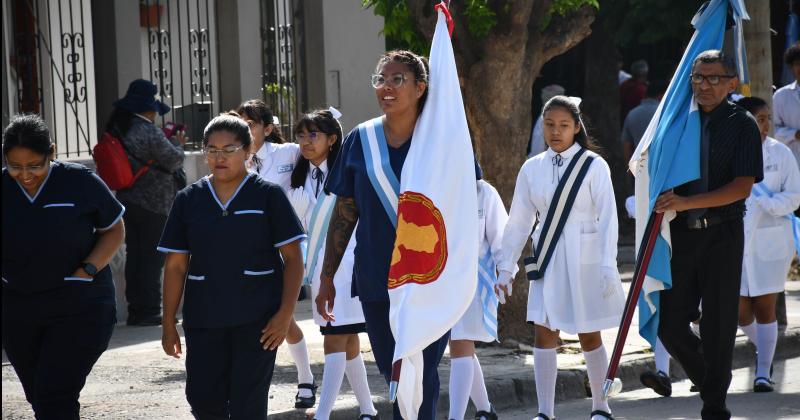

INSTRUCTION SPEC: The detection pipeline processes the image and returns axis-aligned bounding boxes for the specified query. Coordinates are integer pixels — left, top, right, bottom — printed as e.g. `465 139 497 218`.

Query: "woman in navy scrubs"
2 114 126 419
319 50 449 420
159 114 306 419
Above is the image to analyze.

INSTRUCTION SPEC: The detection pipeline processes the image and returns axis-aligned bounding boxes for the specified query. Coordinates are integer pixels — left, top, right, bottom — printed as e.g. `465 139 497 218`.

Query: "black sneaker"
640 370 672 397
753 377 774 393
126 314 162 326
295 382 317 408
689 383 700 392
475 405 498 420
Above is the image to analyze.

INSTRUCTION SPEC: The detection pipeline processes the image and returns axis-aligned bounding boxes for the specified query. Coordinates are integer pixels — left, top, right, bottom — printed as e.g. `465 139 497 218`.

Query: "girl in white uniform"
735 97 800 393
496 96 625 420
448 166 509 420
235 100 314 407
285 109 377 420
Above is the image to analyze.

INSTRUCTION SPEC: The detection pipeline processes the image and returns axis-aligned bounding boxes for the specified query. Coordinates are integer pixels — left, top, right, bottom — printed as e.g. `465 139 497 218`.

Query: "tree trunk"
743 0 773 106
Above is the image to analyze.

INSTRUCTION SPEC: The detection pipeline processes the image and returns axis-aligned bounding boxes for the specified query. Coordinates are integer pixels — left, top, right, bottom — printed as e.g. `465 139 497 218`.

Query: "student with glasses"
158 115 306 419
2 114 126 419
655 50 763 420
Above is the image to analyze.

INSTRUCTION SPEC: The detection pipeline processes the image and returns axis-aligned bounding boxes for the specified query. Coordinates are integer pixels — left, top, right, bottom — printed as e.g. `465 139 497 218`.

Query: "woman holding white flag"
496 96 625 420
319 50 451 420
734 96 800 393
285 109 378 420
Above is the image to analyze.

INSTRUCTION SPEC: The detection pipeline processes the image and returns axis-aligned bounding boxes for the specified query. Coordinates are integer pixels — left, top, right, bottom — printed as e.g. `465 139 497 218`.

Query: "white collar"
545 142 582 160
255 142 279 161
134 113 154 123
789 81 798 91
310 159 328 175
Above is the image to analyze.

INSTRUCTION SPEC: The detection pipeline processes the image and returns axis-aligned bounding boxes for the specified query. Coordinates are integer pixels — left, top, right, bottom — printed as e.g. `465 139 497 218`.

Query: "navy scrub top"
158 173 306 329
325 125 412 302
2 161 125 299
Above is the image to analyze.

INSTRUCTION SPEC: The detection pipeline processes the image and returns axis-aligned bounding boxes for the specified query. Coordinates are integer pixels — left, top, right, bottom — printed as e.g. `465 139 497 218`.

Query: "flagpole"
603 211 664 399
389 360 402 402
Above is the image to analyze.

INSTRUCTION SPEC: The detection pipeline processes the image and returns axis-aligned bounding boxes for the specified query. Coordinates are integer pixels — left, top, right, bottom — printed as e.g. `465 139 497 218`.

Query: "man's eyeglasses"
296 131 325 143
204 145 244 159
6 158 49 174
371 73 408 89
689 74 736 85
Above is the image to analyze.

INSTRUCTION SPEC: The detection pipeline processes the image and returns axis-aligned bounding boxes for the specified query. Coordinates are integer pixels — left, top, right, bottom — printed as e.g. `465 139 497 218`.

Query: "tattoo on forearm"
321 197 359 279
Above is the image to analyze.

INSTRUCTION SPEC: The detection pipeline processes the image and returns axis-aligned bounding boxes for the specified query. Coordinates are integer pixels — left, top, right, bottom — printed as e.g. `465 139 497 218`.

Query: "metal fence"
8 0 96 158
260 0 299 140
143 0 218 150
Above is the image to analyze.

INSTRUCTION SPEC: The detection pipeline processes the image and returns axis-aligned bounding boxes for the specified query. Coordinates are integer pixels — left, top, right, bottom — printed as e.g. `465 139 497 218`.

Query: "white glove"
287 188 311 224
495 270 514 304
601 266 621 299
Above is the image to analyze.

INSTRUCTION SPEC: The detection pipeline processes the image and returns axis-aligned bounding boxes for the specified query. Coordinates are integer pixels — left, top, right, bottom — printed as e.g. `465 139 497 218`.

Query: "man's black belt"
684 213 741 230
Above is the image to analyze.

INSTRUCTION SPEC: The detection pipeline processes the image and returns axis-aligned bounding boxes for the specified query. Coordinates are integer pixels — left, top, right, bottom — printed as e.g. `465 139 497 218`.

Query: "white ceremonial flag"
387 5 479 419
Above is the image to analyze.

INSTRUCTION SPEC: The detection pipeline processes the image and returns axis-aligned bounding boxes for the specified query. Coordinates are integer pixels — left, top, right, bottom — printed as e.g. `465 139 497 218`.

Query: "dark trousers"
361 300 450 420
122 202 167 319
658 219 743 420
183 314 278 420
2 295 115 419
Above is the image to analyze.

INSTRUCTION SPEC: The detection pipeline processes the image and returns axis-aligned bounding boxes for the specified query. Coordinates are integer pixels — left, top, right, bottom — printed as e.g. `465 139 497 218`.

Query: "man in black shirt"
654 50 763 420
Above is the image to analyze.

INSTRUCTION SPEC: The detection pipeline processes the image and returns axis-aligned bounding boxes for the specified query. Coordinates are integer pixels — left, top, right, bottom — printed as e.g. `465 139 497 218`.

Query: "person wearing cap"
236 99 300 192
620 59 649 120
105 79 186 326
528 84 566 158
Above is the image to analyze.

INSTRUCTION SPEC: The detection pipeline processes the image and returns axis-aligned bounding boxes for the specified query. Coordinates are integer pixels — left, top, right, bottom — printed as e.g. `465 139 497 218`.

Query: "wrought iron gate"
260 0 299 139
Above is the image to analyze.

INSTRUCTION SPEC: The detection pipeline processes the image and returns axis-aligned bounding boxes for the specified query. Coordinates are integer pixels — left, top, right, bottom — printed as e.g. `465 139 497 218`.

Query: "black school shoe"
475 404 498 420
534 414 555 420
640 370 672 397
590 410 614 419
359 414 379 420
295 382 317 408
753 377 774 393
126 314 162 326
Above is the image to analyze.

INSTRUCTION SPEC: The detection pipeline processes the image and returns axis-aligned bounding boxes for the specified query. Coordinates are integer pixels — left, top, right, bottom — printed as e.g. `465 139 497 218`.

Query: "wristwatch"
81 262 98 277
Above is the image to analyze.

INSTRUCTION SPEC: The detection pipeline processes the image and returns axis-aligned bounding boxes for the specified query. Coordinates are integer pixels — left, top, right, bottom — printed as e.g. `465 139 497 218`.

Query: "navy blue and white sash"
525 148 596 280
358 117 400 227
477 248 499 340
303 193 337 285
751 182 800 257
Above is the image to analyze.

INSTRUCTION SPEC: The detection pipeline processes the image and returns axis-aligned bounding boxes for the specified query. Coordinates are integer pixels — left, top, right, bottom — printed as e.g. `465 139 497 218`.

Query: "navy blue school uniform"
2 161 124 419
325 126 449 420
158 172 305 419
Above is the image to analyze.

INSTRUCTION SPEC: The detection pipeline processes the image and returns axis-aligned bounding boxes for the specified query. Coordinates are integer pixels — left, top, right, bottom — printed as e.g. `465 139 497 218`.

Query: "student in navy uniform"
159 115 306 419
2 114 126 419
317 50 449 420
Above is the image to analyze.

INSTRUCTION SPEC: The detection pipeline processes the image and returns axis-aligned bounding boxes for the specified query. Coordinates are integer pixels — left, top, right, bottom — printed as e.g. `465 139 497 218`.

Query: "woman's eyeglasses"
296 131 326 143
6 158 49 174
203 145 244 159
371 73 408 89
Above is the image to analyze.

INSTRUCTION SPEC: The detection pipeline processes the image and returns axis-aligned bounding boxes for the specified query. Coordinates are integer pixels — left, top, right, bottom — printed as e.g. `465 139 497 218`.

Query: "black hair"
646 80 668 98
786 43 800 66
2 114 54 157
375 50 430 116
692 50 737 75
290 109 344 189
541 96 601 154
236 99 286 144
202 114 252 149
104 107 136 139
735 96 768 116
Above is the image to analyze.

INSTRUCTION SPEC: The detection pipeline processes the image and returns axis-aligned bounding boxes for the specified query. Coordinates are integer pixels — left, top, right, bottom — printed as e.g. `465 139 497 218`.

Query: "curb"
269 327 799 419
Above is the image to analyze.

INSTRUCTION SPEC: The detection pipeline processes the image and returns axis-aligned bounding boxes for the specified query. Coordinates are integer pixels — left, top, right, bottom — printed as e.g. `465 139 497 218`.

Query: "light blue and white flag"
629 0 749 348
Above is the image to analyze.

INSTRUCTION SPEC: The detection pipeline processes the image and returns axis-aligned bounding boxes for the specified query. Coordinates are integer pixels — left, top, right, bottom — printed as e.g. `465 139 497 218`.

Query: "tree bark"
743 0 773 107
406 0 596 343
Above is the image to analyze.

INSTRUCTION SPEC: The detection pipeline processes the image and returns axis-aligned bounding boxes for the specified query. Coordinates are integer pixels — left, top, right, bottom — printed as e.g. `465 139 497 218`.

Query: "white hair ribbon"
328 106 342 120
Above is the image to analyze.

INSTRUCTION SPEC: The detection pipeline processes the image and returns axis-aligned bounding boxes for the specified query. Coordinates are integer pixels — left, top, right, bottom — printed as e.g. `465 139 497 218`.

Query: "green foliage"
551 0 599 16
462 0 497 39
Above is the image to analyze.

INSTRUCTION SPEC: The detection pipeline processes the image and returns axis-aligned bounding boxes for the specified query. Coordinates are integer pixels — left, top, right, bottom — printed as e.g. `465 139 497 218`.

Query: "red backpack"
93 132 153 190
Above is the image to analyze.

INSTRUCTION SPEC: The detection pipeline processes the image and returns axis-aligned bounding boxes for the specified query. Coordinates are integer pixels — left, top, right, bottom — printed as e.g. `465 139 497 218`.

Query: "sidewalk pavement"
3 269 799 419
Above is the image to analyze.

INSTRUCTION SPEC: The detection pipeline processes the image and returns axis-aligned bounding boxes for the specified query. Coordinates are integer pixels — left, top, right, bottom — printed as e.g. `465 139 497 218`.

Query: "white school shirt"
741 137 800 297
451 180 510 342
286 161 364 327
251 142 301 192
773 81 800 165
498 143 624 334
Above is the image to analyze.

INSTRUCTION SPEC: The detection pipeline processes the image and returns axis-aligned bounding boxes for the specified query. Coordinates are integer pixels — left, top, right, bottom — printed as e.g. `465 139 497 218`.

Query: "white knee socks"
288 338 314 397
534 347 557 418
470 355 492 412
345 354 377 416
316 352 346 420
448 357 474 420
740 321 757 344
654 337 670 375
756 321 777 379
583 346 611 414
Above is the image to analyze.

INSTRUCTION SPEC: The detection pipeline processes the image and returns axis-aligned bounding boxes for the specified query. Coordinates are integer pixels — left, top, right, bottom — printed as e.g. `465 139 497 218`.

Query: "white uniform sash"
525 147 596 280
303 192 337 285
477 248 499 340
358 117 400 227
751 183 800 257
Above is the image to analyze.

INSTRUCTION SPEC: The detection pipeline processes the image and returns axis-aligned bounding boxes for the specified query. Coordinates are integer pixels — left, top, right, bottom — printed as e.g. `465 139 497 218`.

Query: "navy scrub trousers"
361 301 450 420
